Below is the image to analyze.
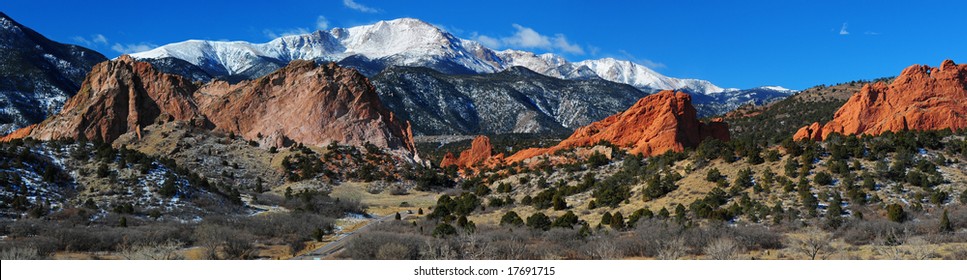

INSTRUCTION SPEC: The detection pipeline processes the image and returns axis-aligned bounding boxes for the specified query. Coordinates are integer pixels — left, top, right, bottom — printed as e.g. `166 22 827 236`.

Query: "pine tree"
552 194 567 210
886 204 907 223
526 212 551 231
674 203 688 224
500 211 524 226
432 223 457 237
826 196 844 229
706 168 722 182
658 207 670 219
418 208 424 215
395 212 402 220
611 212 625 230
600 212 613 225
940 209 952 233
96 163 110 178
254 177 264 193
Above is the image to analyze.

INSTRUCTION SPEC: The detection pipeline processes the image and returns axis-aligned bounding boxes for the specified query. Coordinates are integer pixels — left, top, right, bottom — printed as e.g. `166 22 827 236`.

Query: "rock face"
793 122 823 142
194 60 418 155
440 135 496 169
14 56 204 142
794 60 967 141
506 91 730 163
3 58 420 160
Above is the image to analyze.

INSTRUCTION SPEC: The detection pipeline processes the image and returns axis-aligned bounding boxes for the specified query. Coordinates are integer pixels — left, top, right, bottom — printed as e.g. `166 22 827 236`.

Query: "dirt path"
291 212 409 260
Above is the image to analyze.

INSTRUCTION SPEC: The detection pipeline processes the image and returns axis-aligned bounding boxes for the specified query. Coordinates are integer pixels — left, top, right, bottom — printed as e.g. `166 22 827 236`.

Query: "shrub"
586 151 610 168
499 211 524 227
376 243 414 260
432 223 457 238
706 168 722 182
610 212 626 230
526 212 551 231
551 211 579 229
705 237 741 260
814 172 833 186
940 209 952 233
886 204 907 223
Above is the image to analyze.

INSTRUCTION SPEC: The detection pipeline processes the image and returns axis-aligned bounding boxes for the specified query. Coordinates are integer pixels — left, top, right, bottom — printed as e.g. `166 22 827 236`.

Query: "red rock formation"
6 55 204 142
440 135 495 169
793 122 823 142
793 60 967 141
440 152 459 167
194 60 418 156
0 124 35 142
506 91 730 163
1 59 421 162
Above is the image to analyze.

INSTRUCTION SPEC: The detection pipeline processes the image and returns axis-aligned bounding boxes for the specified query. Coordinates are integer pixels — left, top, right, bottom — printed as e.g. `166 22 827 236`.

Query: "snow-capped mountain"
0 12 107 135
131 18 503 80
128 18 730 94
692 86 799 117
574 58 726 94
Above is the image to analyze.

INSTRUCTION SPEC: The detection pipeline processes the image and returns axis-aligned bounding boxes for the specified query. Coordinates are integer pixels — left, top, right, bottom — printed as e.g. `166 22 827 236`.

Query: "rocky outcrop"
2 58 420 161
793 60 967 141
793 122 823 141
11 56 204 142
0 124 35 142
194 60 418 156
506 91 730 163
440 135 497 169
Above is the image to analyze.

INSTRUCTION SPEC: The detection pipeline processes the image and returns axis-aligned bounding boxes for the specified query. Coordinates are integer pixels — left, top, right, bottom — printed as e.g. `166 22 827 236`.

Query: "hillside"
0 13 107 134
725 77 893 145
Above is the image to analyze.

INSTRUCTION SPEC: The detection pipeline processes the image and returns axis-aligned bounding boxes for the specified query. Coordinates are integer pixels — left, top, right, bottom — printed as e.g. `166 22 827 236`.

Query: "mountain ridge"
0 12 108 134
128 18 738 95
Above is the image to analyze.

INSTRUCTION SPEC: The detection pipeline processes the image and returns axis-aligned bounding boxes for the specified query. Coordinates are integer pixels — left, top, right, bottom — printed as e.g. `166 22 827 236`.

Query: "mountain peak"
126 17 738 95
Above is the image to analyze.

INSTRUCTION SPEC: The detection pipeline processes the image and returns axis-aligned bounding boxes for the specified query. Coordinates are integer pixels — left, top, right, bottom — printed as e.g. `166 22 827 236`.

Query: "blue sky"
3 0 964 90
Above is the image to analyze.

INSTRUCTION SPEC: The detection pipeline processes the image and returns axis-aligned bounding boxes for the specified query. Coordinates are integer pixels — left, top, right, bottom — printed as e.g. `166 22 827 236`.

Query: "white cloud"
552 34 584 55
471 33 501 49
262 30 279 39
283 28 310 37
343 0 377 13
264 15 330 39
504 24 551 49
476 24 585 54
316 16 329 30
92 34 108 45
618 50 666 69
73 34 109 46
262 27 312 39
839 23 849 35
111 42 157 54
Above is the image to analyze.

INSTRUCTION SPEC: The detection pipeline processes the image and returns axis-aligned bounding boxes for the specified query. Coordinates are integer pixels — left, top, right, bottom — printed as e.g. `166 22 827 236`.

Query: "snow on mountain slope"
129 18 732 94
131 18 502 79
0 12 107 135
574 58 725 93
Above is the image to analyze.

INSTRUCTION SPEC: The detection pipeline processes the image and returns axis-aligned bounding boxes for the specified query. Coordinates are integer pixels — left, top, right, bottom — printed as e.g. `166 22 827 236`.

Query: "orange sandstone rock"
440 135 495 169
194 60 417 156
8 55 204 142
794 60 967 141
506 90 730 163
